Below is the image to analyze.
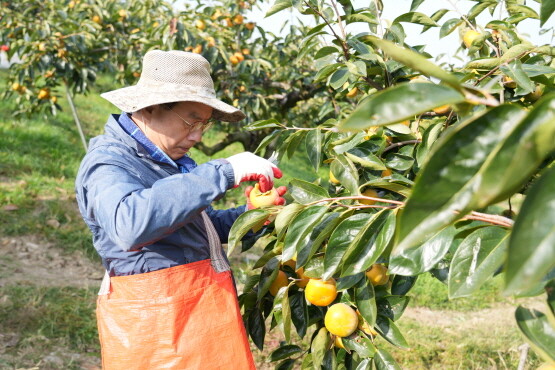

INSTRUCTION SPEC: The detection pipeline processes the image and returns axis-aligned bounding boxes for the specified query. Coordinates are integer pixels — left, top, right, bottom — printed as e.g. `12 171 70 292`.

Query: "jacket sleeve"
205 205 248 243
80 156 235 252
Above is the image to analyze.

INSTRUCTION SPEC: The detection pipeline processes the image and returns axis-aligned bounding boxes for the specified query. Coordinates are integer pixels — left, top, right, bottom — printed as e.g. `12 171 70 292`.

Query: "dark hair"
160 102 178 110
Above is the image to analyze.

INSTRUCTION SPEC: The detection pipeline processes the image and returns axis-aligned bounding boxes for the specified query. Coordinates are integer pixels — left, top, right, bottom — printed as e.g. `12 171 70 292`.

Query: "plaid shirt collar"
117 112 197 173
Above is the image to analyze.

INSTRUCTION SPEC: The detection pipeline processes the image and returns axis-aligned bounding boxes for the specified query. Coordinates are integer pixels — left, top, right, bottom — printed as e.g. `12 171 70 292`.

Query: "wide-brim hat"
100 50 245 122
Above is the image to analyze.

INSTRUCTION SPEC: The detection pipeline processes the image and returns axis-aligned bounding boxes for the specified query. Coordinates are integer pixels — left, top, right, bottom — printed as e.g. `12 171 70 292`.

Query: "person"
75 50 287 369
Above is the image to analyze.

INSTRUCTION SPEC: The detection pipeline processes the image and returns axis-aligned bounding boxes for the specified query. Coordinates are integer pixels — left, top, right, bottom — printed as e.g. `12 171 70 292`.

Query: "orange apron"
96 212 255 369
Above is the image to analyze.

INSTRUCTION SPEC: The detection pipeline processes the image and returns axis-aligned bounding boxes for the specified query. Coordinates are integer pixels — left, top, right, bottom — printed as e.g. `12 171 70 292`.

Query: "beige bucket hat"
100 50 245 122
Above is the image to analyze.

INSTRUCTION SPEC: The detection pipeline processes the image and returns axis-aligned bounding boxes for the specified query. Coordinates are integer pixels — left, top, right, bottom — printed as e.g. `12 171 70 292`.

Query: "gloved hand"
245 185 288 210
226 152 283 192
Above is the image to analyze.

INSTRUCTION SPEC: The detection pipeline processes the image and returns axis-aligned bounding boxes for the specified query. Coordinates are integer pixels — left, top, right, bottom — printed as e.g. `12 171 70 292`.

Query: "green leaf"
258 258 280 299
465 43 536 70
306 129 323 172
391 275 418 296
515 306 555 362
345 13 379 25
340 83 464 131
323 213 373 280
540 0 555 25
500 60 535 95
355 278 377 327
395 104 526 252
275 203 306 239
289 179 330 204
521 64 555 77
345 147 387 170
505 165 555 295
423 9 449 32
347 39 377 61
269 344 302 362
315 63 342 82
390 225 457 276
316 46 341 59
360 177 413 198
330 67 350 90
440 18 463 38
362 37 462 89
282 206 329 261
546 280 555 328
336 273 365 291
448 227 509 298
376 315 410 349
301 353 313 369
507 4 540 19
374 348 402 369
393 12 438 27
297 211 348 268
330 155 360 194
410 0 425 11
290 291 308 338
311 327 330 369
341 210 396 277
276 359 296 370
342 333 377 357
377 296 411 321
282 284 292 342
228 209 271 256
266 0 294 17
245 119 282 131
248 308 266 350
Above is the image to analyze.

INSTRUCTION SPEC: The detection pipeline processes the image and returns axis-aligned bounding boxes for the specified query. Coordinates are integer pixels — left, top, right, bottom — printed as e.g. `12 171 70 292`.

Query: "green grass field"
0 69 541 369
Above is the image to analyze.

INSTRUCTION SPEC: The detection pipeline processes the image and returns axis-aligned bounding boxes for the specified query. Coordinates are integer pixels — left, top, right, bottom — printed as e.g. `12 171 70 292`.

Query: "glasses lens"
201 120 214 133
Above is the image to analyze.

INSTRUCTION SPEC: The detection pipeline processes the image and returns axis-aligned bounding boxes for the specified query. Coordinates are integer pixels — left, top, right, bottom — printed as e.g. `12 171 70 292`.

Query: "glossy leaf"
297 211 348 268
276 359 296 370
360 177 413 198
440 18 463 38
395 104 526 252
505 165 555 295
228 209 271 256
389 225 457 276
500 60 535 95
540 0 555 25
342 333 376 357
362 36 462 89
545 280 555 329
391 275 418 296
336 273 365 291
248 308 266 350
330 155 360 194
282 206 329 261
281 284 292 342
266 0 294 17
340 83 464 131
423 9 449 32
448 227 509 298
355 277 377 327
342 210 396 277
515 306 555 362
330 67 350 89
323 213 373 280
393 12 438 27
377 296 411 321
258 258 280 299
290 291 308 338
289 179 330 204
376 315 410 349
311 327 330 369
345 147 387 170
275 203 305 239
374 348 402 370
306 129 323 172
269 344 303 362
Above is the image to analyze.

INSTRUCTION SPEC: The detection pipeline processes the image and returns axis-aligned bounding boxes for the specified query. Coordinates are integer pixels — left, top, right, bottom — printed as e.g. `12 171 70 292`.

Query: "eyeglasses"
170 108 214 133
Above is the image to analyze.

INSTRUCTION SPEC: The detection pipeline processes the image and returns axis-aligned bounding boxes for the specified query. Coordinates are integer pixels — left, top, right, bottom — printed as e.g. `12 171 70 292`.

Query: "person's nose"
187 127 203 142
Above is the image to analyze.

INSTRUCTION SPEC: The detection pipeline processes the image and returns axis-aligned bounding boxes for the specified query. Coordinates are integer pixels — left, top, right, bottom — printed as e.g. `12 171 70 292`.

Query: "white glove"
226 152 283 192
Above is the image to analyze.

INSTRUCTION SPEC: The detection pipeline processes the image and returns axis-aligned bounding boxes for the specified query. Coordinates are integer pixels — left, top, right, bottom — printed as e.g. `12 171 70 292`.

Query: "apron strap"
98 211 231 295
201 211 231 273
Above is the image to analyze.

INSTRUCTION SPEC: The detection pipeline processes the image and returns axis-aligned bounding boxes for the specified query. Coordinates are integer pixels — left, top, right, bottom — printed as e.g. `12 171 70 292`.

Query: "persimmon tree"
0 0 323 154
229 0 555 368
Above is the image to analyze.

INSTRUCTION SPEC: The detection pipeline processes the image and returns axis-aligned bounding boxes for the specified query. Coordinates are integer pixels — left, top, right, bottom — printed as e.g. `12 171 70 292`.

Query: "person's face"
140 102 213 160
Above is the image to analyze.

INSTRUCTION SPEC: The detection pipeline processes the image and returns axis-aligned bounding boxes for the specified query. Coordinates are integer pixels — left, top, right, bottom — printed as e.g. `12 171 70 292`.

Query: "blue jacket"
75 114 246 276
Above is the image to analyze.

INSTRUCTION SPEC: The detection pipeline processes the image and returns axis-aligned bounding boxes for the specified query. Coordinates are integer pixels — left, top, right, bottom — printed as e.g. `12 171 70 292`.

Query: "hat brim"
100 85 246 123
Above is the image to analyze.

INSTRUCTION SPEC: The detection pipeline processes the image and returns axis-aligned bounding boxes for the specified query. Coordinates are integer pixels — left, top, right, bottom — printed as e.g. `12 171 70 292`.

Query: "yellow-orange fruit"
192 44 203 54
245 22 256 30
295 267 310 288
269 270 288 296
463 30 480 48
92 15 102 24
195 20 206 30
356 310 378 336
433 104 451 115
360 189 378 205
37 88 50 100
346 87 359 98
233 14 244 25
242 48 250 55
366 264 388 286
329 170 340 185
249 183 279 208
325 303 359 337
233 52 245 62
230 55 240 65
305 278 337 306
381 168 392 177
334 336 345 349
